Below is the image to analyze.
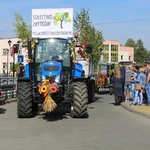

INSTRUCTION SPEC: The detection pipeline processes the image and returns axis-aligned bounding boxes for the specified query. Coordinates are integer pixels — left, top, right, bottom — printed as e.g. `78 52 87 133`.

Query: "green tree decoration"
53 12 72 28
13 13 31 42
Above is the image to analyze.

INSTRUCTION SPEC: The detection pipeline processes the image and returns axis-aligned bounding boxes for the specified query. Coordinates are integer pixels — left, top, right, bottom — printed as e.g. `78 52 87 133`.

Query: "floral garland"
95 73 106 88
68 39 88 63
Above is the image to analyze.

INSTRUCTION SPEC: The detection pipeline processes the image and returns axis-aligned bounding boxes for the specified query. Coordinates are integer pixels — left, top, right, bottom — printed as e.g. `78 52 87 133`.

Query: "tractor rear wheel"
17 81 33 118
88 80 95 103
70 81 88 118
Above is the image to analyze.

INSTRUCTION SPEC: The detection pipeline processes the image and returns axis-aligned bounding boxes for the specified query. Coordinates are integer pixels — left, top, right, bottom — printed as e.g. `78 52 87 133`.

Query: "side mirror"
85 44 92 54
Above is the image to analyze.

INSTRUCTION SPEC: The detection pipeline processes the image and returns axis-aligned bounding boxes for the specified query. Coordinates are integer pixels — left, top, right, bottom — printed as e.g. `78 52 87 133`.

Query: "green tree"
74 8 91 33
134 39 148 64
53 12 72 28
146 51 150 62
13 13 31 42
74 8 103 68
10 63 19 73
125 38 136 50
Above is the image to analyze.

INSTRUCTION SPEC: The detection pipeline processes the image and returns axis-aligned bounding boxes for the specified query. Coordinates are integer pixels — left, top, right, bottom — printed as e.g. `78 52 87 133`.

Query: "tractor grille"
45 75 56 81
44 66 59 71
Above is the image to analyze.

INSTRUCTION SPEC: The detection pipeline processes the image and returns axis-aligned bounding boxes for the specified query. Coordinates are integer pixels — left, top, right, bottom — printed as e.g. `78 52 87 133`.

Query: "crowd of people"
111 61 150 106
1 70 13 77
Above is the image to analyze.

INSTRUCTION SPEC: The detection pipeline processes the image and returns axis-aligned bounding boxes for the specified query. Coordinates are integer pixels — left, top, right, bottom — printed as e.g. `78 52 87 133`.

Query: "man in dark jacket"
17 63 25 77
118 62 126 102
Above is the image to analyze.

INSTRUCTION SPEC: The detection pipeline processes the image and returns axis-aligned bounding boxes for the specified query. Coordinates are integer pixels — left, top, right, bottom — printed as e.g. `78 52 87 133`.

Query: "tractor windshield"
34 38 71 82
100 65 107 74
35 38 70 65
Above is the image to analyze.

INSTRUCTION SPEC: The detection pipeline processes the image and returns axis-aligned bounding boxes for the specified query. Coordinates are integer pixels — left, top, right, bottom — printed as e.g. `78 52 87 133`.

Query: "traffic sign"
18 55 24 62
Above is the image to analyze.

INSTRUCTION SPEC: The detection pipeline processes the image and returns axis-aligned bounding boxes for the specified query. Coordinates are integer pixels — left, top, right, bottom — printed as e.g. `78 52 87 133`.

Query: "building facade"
101 40 134 63
119 45 134 62
0 38 134 75
0 37 28 76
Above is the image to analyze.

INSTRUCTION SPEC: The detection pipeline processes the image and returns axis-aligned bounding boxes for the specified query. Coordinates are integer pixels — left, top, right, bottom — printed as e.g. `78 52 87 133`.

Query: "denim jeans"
146 83 150 104
131 82 136 100
124 81 132 92
133 90 143 105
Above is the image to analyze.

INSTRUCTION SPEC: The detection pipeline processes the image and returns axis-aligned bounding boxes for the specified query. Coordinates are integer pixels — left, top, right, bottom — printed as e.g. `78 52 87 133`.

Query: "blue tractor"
16 38 95 118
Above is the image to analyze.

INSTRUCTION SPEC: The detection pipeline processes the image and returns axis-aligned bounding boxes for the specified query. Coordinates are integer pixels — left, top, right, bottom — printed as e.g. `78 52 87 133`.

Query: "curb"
121 102 150 119
5 98 17 104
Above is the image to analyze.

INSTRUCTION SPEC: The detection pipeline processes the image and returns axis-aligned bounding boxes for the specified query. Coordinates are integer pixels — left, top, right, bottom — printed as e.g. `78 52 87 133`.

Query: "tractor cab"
95 62 115 94
33 38 71 85
99 62 115 79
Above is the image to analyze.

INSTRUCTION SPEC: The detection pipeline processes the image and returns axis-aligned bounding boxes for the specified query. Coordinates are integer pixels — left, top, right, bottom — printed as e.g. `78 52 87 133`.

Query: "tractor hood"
41 61 62 84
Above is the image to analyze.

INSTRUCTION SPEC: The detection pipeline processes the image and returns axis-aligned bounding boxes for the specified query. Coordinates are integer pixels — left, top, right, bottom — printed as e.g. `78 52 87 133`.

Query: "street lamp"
17 40 21 44
6 49 9 77
8 39 12 47
7 39 12 77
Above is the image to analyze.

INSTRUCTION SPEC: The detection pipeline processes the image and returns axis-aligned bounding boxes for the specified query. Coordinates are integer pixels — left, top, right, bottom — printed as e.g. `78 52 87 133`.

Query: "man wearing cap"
118 62 126 102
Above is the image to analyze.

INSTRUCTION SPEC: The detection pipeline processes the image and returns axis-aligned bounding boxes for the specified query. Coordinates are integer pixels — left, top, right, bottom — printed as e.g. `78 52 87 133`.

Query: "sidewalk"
121 100 150 119
7 98 17 103
0 98 17 105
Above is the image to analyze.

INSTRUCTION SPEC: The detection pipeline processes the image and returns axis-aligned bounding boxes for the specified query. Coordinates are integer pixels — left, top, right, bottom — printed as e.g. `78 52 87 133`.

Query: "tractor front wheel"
70 81 88 118
17 81 33 118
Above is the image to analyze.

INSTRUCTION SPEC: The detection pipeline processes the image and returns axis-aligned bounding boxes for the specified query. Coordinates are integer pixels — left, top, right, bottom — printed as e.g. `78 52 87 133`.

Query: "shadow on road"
89 96 101 104
38 104 70 122
109 102 116 106
38 94 105 121
97 90 110 95
38 103 90 121
109 102 121 107
0 108 6 114
89 95 103 104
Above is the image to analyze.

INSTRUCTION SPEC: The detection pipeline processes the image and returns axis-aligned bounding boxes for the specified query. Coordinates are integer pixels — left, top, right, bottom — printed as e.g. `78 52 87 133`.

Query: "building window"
2 48 9 55
3 63 7 69
10 63 13 66
103 45 109 62
110 45 118 62
103 53 109 62
111 45 118 52
121 55 123 60
129 56 131 60
103 44 109 51
111 53 118 62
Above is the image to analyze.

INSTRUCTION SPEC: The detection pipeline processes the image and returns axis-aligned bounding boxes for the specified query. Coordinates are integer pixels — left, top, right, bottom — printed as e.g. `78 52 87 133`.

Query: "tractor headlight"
42 75 46 81
55 75 60 84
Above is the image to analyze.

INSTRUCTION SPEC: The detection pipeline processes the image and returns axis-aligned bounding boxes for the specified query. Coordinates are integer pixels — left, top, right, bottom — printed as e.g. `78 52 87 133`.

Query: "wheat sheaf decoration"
38 80 57 113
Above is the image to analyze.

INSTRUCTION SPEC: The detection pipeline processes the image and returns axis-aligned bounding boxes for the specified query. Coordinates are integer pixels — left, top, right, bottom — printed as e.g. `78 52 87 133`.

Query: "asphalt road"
0 93 150 150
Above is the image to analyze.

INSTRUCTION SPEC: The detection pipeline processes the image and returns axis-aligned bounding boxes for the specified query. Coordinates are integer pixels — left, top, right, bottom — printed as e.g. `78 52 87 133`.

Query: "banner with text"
32 8 73 38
